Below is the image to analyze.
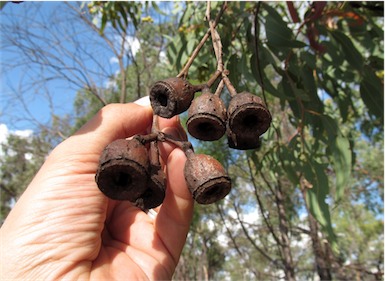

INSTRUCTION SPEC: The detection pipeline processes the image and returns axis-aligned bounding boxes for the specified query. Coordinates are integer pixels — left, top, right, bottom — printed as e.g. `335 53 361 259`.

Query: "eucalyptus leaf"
100 12 107 34
304 161 339 254
360 66 384 121
151 1 167 16
329 136 352 201
331 30 363 71
264 9 306 49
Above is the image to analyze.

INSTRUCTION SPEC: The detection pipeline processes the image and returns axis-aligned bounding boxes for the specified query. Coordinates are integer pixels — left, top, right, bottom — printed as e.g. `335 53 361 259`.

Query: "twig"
135 131 194 156
206 1 224 73
206 70 222 88
214 78 225 97
149 115 161 166
253 2 268 107
222 70 238 97
177 2 228 79
158 132 194 155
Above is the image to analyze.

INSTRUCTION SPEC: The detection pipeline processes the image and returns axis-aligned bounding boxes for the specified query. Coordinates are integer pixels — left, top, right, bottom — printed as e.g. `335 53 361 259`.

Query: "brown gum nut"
184 153 232 204
227 127 262 150
134 165 166 210
149 77 196 118
95 138 150 201
186 93 227 141
227 92 272 137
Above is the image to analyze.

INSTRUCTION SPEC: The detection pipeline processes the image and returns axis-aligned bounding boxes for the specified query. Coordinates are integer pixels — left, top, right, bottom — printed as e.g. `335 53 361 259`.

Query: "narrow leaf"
360 66 384 122
331 30 363 71
100 13 107 35
264 6 306 48
152 1 166 16
304 161 339 254
329 136 352 201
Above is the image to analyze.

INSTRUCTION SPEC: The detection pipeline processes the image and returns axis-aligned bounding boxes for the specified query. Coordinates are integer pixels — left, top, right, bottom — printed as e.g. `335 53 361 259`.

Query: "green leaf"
186 33 196 56
265 17 306 48
238 54 254 83
250 54 283 98
320 115 339 140
116 3 128 28
100 12 108 34
306 170 328 226
300 51 316 69
127 8 139 29
227 54 241 89
179 2 194 26
322 41 344 66
151 2 167 16
304 161 339 254
263 5 306 49
300 66 324 114
329 136 352 201
0 2 7 10
330 30 363 71
280 145 300 185
360 66 384 122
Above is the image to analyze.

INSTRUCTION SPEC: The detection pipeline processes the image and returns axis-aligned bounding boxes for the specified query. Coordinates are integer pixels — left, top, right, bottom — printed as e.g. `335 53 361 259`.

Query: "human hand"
0 97 194 280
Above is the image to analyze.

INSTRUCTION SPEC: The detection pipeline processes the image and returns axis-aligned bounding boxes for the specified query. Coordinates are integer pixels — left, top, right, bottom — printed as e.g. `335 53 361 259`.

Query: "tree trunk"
301 186 333 280
275 183 296 281
308 213 333 280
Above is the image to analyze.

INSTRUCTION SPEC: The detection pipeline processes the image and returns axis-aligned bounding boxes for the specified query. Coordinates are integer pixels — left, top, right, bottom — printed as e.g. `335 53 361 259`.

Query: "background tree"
168 1 383 280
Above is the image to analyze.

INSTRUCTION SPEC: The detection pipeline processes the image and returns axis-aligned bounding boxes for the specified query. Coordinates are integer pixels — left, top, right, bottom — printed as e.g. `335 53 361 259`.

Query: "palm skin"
0 101 194 280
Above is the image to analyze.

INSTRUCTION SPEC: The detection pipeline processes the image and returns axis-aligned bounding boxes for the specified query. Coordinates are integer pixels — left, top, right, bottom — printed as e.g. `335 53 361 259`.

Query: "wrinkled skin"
0 97 194 280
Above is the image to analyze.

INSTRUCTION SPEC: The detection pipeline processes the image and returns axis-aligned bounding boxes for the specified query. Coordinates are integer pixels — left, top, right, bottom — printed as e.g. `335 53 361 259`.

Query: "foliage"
0 132 50 223
169 1 383 279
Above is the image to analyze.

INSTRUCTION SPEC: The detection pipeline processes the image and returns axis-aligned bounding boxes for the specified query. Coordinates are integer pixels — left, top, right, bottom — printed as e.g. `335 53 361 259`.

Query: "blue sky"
1 2 70 131
1 1 178 132
0 2 137 132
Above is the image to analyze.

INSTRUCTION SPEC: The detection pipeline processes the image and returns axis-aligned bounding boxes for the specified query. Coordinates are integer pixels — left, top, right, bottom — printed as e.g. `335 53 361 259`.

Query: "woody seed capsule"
150 77 202 118
227 92 272 138
95 138 149 201
184 152 231 204
134 165 166 210
187 92 227 141
227 127 262 150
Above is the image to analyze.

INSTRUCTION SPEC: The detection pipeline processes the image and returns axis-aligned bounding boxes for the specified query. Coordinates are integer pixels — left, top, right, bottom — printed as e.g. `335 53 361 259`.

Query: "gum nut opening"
184 154 232 204
228 92 272 137
150 78 195 118
187 93 227 141
96 138 150 201
192 176 232 204
96 158 149 201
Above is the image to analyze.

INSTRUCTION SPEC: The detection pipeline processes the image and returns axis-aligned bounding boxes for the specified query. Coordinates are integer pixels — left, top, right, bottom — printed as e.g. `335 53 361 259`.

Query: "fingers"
154 116 194 265
27 101 153 196
155 148 194 265
65 102 153 154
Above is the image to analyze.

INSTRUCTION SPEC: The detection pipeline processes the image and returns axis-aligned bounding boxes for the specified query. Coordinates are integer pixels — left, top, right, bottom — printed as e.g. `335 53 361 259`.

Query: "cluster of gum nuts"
95 77 272 209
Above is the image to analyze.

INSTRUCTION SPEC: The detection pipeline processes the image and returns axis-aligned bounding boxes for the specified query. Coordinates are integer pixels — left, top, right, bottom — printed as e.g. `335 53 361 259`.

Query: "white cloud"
243 207 260 225
111 35 141 64
14 128 33 138
105 79 117 89
0 123 33 157
124 35 140 56
109 56 119 64
159 50 167 63
0 124 9 145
